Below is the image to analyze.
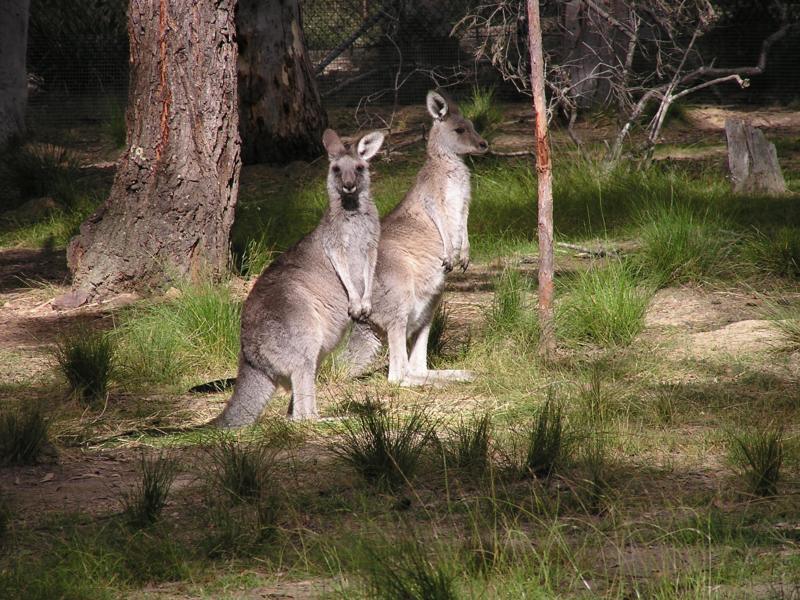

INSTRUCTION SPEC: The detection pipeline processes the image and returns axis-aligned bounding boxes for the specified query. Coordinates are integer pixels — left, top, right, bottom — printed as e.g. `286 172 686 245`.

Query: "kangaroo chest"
442 166 471 253
333 212 378 296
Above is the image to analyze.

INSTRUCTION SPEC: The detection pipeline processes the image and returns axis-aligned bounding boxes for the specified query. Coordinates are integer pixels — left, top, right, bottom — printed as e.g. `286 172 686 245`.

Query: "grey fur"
344 91 488 385
215 128 384 426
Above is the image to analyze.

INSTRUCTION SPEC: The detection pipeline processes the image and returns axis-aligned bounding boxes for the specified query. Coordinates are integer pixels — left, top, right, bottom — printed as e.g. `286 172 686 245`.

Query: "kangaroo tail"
188 378 237 393
213 358 277 428
341 321 384 378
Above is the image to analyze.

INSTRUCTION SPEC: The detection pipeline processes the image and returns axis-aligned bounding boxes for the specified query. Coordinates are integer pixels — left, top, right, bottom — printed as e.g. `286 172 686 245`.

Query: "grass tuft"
115 282 241 388
747 226 800 279
359 538 458 600
634 203 736 286
54 328 115 405
557 260 651 347
486 267 539 344
522 394 569 479
122 452 177 527
461 86 503 135
0 407 50 466
0 142 81 204
205 432 276 502
729 425 784 497
332 397 434 489
442 413 492 475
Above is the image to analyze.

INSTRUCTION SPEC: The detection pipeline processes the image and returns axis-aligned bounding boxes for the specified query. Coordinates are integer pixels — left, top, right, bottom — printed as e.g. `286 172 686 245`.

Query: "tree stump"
725 118 787 195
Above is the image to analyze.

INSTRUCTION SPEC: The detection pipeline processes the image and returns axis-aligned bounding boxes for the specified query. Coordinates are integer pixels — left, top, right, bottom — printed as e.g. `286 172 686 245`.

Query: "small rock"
52 289 91 310
40 472 55 483
164 287 182 300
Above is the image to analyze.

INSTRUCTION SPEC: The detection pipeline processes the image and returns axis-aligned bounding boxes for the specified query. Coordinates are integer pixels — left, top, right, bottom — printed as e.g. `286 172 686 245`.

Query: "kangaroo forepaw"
459 257 470 272
442 258 454 273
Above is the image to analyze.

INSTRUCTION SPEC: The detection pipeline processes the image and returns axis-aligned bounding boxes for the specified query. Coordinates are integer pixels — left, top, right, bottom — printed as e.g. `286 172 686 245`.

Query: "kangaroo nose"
343 184 357 194
479 140 488 150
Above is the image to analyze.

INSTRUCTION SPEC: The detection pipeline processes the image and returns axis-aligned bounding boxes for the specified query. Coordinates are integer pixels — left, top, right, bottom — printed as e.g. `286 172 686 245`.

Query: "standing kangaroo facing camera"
215 129 384 427
344 90 488 386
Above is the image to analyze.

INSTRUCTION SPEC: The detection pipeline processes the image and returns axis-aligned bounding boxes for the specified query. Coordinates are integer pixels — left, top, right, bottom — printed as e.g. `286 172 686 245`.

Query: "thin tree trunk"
527 0 555 359
63 0 240 303
237 0 326 165
0 0 30 147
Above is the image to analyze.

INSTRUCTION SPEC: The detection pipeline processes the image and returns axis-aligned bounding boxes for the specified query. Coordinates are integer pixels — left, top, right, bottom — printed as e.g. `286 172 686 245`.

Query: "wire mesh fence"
23 0 800 133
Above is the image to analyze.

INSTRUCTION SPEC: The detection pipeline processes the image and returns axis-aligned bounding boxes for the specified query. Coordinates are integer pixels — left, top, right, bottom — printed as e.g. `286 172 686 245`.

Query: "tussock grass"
53 328 115 405
104 99 127 148
0 142 81 205
205 432 276 502
557 260 652 347
486 267 539 345
358 538 458 600
634 202 736 286
461 86 503 135
768 301 800 351
114 282 241 388
746 226 800 279
235 234 276 278
729 425 784 497
0 407 50 466
442 412 492 475
331 397 435 489
122 452 177 527
0 196 97 249
522 394 570 479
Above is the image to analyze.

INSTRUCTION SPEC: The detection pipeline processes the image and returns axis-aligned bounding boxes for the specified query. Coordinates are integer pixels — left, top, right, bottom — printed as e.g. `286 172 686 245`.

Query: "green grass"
114 281 241 388
0 407 50 466
486 267 539 345
633 202 737 286
746 226 800 278
331 398 435 489
0 142 81 206
557 260 652 347
205 432 276 502
0 196 98 249
729 425 784 497
53 328 115 405
357 537 459 600
461 86 503 135
121 452 177 527
441 413 492 475
522 394 570 479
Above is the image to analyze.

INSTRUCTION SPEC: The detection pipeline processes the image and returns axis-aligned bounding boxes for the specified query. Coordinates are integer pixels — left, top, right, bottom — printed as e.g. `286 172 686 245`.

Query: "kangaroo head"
323 129 385 209
426 90 489 157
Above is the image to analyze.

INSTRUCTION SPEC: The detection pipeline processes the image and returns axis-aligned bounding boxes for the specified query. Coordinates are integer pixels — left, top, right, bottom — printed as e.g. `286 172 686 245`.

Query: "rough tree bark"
237 0 326 164
0 0 30 147
63 0 240 304
527 0 555 359
725 119 787 196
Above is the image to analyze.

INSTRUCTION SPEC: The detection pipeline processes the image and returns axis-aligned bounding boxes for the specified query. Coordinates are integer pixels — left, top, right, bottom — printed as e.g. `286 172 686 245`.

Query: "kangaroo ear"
357 131 385 161
426 90 449 121
322 129 346 158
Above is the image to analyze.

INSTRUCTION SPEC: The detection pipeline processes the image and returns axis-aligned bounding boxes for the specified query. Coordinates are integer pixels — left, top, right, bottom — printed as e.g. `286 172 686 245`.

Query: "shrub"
0 143 80 204
729 425 784 497
331 398 434 489
54 328 115 405
0 407 50 466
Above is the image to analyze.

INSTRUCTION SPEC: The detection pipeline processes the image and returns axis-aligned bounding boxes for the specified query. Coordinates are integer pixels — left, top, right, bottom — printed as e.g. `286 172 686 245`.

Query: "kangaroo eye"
332 165 341 174
455 127 465 134
356 165 365 173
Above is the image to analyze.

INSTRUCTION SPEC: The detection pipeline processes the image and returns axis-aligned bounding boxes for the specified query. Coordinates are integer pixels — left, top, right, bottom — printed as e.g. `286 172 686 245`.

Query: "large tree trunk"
65 0 240 302
237 0 326 165
0 0 30 147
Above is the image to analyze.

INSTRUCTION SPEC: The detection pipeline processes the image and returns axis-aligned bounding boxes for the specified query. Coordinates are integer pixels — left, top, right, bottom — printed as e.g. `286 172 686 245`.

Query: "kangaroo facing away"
344 90 488 386
215 129 384 427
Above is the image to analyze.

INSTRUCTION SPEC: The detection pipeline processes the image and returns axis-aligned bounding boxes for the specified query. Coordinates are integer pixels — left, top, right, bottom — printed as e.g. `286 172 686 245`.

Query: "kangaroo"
215 129 384 427
344 90 488 386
